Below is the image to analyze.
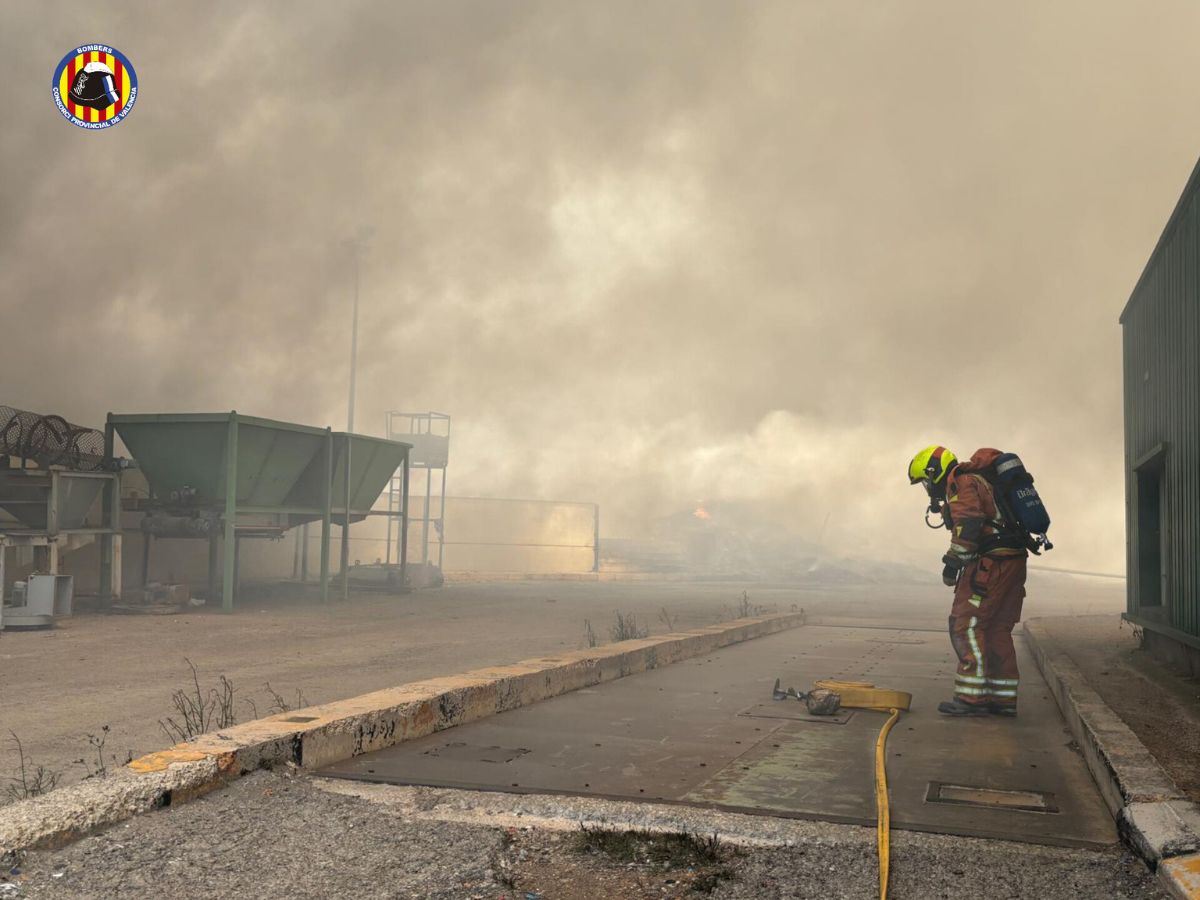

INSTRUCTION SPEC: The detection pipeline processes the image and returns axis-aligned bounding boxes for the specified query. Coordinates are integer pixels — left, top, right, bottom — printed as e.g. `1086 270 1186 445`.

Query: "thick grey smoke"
4 1 1200 572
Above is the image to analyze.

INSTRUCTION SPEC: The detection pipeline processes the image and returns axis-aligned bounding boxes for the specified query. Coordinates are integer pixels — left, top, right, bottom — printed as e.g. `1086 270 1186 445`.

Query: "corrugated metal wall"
1122 156 1200 642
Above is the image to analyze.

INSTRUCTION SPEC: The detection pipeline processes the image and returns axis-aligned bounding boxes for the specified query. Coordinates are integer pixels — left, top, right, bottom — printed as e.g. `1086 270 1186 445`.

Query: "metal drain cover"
926 782 1058 813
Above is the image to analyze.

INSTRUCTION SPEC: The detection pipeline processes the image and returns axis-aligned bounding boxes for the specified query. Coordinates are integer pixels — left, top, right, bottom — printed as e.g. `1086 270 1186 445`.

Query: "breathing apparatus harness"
921 457 1053 556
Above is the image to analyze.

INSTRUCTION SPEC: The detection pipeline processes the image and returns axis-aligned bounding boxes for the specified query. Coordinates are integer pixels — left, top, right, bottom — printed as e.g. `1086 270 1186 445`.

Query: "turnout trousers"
948 554 1027 709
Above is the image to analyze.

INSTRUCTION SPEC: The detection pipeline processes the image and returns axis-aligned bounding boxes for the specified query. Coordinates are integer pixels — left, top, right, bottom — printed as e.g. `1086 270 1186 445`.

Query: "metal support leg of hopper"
99 531 113 609
99 420 114 609
400 451 409 590
437 466 447 570
207 533 219 605
47 470 60 568
320 428 332 603
99 417 116 610
141 534 153 588
385 468 394 567
300 523 309 583
222 413 239 612
110 535 122 603
421 467 432 565
593 503 600 573
0 539 6 629
341 437 352 601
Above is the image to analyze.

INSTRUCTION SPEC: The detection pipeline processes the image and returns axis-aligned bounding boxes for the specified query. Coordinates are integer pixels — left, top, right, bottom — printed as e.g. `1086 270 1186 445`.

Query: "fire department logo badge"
52 44 138 130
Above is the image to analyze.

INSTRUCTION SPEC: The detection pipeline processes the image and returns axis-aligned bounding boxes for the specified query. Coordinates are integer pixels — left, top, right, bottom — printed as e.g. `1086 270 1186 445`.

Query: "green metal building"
1121 156 1200 675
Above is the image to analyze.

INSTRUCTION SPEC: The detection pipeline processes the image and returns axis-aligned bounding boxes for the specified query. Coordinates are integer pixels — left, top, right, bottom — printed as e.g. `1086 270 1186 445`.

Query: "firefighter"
908 446 1028 717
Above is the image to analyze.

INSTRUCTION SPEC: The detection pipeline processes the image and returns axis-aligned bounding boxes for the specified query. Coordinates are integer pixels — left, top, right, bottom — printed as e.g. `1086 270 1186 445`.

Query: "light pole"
340 227 373 601
346 227 373 433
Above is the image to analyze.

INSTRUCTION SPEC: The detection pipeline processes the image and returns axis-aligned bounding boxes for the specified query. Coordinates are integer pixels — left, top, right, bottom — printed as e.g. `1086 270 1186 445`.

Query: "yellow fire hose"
813 680 911 900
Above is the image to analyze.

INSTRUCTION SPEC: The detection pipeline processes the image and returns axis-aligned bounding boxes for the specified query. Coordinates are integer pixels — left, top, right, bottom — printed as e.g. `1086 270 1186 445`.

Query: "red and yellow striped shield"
52 44 138 130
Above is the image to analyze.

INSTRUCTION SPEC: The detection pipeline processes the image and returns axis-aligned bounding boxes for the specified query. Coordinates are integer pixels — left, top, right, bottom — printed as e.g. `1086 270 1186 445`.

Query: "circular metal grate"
0 405 106 471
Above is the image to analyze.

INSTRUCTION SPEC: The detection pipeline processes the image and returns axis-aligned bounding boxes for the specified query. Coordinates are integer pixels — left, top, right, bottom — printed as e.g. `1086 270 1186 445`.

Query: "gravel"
1 772 1165 899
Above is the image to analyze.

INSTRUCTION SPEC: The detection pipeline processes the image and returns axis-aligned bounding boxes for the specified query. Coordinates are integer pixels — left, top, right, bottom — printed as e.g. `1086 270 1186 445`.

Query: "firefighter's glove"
941 553 964 587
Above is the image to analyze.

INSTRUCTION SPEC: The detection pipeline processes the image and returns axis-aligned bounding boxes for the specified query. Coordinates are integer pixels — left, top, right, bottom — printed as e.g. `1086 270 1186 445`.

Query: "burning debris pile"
602 504 927 585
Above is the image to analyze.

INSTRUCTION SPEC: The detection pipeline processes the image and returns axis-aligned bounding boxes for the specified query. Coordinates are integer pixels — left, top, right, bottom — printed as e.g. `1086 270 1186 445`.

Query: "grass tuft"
158 658 238 743
609 611 648 642
5 732 61 801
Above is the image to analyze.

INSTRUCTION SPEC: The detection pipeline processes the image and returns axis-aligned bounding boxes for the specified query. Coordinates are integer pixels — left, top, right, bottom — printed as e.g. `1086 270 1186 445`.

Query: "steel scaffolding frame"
385 411 449 569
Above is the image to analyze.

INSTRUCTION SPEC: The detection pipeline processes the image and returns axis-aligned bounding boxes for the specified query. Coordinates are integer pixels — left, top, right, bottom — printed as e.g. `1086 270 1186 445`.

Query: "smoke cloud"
4 1 1200 572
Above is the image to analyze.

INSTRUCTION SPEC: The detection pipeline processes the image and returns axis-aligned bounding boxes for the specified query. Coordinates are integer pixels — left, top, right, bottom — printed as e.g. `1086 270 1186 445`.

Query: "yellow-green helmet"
908 445 956 485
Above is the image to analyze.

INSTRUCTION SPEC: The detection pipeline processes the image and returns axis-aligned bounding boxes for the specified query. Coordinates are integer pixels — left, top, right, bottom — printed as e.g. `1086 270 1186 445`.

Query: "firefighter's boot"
937 698 990 717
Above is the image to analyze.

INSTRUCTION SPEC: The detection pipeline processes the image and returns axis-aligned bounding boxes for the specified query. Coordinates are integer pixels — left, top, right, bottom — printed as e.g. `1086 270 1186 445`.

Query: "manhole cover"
926 782 1058 813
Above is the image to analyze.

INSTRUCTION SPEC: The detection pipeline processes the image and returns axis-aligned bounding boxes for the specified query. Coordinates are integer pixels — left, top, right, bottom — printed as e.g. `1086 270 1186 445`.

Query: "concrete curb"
1160 854 1200 900
0 612 805 854
1024 618 1200 897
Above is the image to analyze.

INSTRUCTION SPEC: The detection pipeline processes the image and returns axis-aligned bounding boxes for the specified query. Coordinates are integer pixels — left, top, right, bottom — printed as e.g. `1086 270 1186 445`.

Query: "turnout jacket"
945 448 1026 563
